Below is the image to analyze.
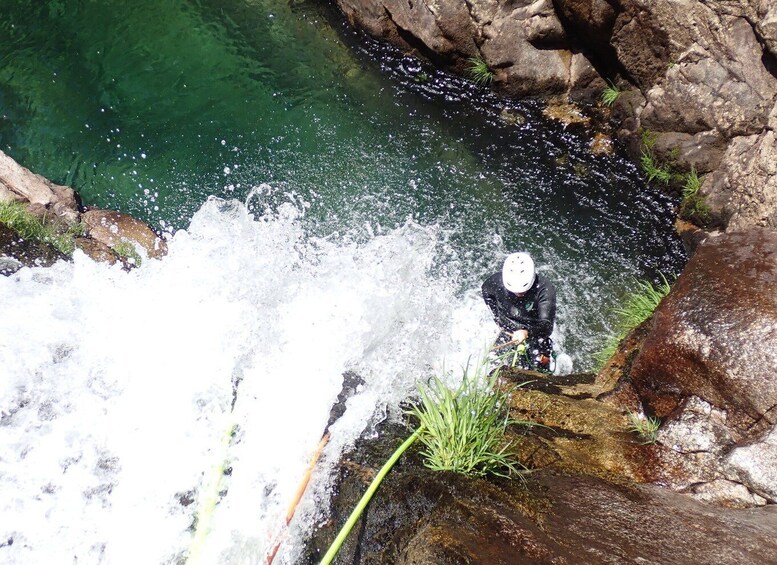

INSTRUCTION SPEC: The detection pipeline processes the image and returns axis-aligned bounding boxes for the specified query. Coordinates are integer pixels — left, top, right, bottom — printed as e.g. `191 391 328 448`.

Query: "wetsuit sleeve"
530 282 556 337
481 274 519 332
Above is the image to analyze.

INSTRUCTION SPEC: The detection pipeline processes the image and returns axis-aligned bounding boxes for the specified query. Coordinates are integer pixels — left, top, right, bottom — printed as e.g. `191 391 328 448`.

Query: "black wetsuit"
482 272 557 367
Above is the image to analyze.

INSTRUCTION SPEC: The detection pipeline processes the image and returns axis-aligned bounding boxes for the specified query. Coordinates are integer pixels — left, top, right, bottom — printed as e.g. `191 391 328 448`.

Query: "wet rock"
0 224 66 273
310 425 777 564
81 209 167 259
657 396 734 456
73 237 120 266
542 99 591 127
498 108 526 126
609 228 777 502
686 479 768 509
630 228 777 426
674 218 714 255
0 150 78 224
589 132 614 156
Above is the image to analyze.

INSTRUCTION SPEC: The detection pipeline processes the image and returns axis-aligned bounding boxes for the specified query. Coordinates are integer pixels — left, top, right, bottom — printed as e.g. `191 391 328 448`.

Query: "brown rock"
651 130 727 174
81 209 167 259
0 150 79 224
310 445 777 564
74 237 120 266
542 98 590 126
630 228 777 425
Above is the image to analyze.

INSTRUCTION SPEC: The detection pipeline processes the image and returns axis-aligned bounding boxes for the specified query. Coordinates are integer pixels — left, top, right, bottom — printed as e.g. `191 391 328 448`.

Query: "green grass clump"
617 275 672 330
0 199 77 255
407 363 524 478
640 151 672 184
640 128 657 151
594 275 672 369
467 56 493 87
112 240 143 266
682 166 701 200
627 411 661 443
601 81 621 106
678 166 713 226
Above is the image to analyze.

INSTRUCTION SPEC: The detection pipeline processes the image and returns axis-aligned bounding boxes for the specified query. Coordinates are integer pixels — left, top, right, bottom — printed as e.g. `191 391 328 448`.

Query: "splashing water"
0 195 493 564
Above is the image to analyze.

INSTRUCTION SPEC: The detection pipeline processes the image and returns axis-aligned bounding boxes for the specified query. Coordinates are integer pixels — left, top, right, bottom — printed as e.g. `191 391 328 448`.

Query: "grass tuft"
467 56 493 87
112 240 143 266
627 411 661 443
616 275 672 331
0 199 76 255
640 128 657 151
600 81 621 107
407 361 525 478
594 274 672 369
640 151 672 184
682 166 702 200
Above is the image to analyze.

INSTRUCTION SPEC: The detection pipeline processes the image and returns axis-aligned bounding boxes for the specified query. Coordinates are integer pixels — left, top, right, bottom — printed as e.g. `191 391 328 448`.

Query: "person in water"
481 252 556 370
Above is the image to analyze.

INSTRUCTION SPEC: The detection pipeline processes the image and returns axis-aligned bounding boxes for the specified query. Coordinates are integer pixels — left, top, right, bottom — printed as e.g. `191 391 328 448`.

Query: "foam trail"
0 196 492 564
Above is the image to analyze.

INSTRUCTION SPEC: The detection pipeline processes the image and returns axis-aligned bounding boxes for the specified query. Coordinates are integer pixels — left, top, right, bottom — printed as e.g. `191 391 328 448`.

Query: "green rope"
319 427 423 565
186 418 235 565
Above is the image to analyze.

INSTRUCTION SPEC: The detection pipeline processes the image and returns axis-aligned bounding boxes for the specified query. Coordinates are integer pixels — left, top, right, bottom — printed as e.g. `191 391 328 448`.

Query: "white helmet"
502 252 536 294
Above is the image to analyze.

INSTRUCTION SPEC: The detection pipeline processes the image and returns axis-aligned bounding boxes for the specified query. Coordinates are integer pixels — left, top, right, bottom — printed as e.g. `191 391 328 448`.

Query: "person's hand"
511 329 528 343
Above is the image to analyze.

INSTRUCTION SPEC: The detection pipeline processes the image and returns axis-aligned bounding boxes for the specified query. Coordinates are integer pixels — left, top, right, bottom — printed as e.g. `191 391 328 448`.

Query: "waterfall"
0 195 494 564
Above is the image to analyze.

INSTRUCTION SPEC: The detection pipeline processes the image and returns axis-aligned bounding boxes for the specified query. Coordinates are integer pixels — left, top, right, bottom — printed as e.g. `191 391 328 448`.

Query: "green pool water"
0 0 685 365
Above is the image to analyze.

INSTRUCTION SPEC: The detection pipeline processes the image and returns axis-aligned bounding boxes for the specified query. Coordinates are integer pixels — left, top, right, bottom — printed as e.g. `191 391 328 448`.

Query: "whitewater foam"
0 196 493 564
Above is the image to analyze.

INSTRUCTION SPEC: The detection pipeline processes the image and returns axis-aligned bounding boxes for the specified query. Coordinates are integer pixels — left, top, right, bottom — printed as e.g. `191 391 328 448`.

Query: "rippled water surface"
0 0 686 563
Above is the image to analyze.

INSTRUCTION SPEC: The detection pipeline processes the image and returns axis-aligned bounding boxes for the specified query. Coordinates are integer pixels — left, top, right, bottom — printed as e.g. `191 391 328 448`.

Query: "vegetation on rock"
467 56 493 87
595 275 672 368
627 410 661 444
0 199 81 255
600 81 621 107
408 362 526 478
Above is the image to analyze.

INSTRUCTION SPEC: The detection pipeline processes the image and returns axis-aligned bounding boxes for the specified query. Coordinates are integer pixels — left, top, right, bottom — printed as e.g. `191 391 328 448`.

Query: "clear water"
0 0 686 563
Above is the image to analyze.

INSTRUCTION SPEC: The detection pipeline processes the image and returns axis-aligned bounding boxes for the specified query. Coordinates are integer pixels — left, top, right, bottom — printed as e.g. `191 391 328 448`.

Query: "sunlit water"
0 0 685 563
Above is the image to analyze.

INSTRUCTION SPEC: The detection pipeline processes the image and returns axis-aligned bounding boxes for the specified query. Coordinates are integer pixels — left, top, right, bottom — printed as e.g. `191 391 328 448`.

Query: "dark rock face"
630 228 777 425
0 225 66 273
309 428 777 564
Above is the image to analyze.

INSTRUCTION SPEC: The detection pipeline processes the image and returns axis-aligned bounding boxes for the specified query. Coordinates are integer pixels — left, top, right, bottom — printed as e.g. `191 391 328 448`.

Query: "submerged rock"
79 210 167 260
